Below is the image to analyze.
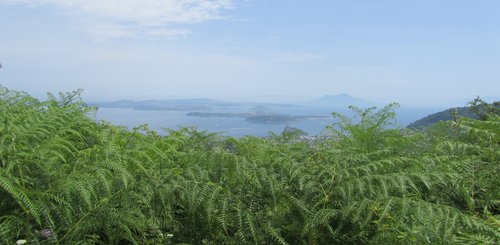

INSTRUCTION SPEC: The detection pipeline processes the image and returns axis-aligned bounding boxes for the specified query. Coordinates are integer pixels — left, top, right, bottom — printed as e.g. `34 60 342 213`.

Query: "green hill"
407 107 478 128
407 101 499 128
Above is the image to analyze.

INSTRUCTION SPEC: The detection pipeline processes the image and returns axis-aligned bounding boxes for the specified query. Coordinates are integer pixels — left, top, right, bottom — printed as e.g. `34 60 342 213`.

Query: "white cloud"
1 0 233 39
82 23 192 40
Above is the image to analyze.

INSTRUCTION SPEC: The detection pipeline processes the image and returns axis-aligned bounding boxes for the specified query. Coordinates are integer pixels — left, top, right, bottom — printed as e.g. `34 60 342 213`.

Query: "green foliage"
0 86 498 244
407 97 500 128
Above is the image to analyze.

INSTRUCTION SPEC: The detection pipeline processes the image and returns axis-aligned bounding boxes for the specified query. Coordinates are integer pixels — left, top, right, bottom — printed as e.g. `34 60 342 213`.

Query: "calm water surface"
94 106 437 137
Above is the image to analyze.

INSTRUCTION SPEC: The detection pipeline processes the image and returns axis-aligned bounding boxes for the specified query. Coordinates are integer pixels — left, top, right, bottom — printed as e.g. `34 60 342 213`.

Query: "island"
186 112 329 124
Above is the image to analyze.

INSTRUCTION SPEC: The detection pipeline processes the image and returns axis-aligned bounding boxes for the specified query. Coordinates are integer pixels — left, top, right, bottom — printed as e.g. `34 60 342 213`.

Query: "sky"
0 0 499 106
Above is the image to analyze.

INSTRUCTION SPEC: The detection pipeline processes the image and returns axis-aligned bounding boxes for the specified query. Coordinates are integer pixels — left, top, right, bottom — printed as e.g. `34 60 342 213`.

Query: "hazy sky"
0 0 499 106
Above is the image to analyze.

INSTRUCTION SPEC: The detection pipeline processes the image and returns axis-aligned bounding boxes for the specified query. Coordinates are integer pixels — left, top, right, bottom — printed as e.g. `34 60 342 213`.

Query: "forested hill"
1 86 499 244
407 101 500 128
407 107 479 128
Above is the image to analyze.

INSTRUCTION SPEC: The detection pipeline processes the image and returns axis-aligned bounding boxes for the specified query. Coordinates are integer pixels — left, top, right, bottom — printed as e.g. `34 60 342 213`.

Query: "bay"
93 106 437 137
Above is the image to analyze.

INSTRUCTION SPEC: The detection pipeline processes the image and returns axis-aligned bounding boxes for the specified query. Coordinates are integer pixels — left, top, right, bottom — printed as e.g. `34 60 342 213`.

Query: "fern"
1 86 498 244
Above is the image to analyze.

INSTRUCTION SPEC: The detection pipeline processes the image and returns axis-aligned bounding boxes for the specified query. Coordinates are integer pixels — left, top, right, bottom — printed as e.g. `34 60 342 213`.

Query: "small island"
245 114 299 124
186 112 329 124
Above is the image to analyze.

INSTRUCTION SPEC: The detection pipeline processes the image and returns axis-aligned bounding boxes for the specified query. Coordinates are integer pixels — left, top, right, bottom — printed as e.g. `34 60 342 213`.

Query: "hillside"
1 86 499 244
408 102 500 128
407 107 479 128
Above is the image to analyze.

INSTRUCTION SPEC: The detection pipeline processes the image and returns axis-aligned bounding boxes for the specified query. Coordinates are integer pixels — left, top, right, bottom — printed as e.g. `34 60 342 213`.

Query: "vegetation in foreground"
407 98 500 128
0 86 498 244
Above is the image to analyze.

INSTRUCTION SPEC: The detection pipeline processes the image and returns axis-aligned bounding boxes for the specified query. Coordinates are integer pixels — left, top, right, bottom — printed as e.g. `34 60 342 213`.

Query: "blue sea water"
93 106 437 137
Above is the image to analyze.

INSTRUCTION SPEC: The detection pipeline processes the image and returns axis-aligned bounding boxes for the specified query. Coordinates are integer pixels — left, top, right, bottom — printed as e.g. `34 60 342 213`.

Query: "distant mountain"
407 102 499 128
89 98 239 111
304 93 375 108
89 98 303 112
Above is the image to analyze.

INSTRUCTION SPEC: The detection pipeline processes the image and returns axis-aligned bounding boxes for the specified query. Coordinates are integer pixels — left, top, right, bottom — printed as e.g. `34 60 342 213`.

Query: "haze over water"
94 105 437 137
1 1 499 137
1 0 499 109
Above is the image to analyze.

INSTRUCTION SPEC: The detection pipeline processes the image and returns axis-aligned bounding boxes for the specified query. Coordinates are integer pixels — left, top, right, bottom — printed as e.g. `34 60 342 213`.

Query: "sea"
93 106 439 138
